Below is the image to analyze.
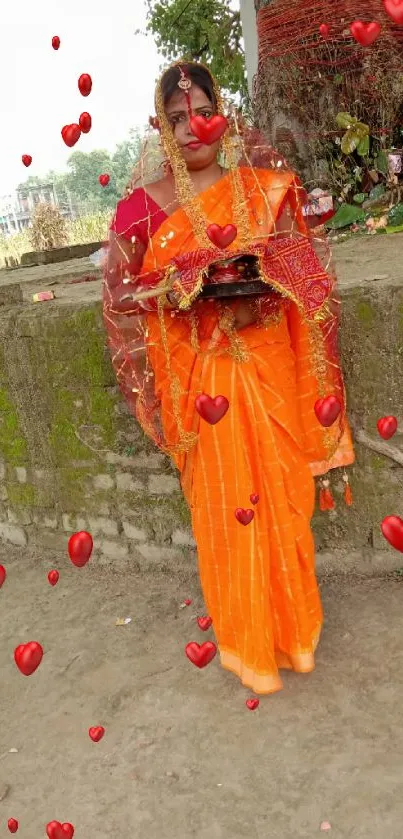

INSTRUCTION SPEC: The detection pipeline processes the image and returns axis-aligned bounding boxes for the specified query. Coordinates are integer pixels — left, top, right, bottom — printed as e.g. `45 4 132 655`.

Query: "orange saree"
106 166 354 694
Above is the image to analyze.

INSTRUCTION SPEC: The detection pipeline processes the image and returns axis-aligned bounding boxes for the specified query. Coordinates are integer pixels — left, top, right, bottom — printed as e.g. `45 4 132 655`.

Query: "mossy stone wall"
312 282 403 561
0 301 192 567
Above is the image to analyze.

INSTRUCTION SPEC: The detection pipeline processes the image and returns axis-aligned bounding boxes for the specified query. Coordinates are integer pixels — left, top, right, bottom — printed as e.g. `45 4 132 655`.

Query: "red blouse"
109 188 169 312
110 188 167 246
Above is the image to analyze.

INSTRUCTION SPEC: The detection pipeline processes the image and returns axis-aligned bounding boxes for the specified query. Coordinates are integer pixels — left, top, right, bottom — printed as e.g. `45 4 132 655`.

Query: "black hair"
159 62 217 109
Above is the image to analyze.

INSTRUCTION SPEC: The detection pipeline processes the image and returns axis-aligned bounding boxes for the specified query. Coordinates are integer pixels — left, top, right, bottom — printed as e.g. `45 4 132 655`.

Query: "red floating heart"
47 569 59 586
79 112 92 133
235 508 254 526
78 73 92 96
68 531 93 567
350 20 381 46
61 825 74 839
52 36 60 50
314 395 341 427
207 223 237 249
197 616 213 631
381 515 403 552
46 822 66 839
99 173 110 187
89 726 105 742
7 819 19 834
14 641 43 676
319 23 330 37
61 124 81 148
250 493 259 505
184 598 192 606
22 155 32 167
0 564 6 588
383 0 403 23
185 641 217 668
195 393 229 424
189 114 228 145
246 698 259 710
377 415 398 440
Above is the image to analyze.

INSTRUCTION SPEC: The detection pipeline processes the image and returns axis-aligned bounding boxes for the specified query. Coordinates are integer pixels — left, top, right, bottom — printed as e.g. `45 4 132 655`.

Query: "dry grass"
30 202 68 252
0 210 111 268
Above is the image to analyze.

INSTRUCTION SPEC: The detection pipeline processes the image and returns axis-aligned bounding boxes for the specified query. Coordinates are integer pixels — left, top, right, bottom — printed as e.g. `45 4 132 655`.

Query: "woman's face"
164 84 221 171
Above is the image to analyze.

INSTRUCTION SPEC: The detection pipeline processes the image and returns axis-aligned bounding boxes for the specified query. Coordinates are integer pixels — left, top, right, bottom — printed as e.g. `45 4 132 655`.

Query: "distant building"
0 182 75 236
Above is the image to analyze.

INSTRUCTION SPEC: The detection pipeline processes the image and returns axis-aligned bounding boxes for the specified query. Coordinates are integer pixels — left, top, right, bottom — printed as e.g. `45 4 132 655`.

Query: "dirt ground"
1 544 403 839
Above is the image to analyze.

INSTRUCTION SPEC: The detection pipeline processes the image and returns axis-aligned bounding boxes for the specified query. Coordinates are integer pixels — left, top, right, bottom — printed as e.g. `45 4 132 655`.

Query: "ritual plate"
200 280 274 298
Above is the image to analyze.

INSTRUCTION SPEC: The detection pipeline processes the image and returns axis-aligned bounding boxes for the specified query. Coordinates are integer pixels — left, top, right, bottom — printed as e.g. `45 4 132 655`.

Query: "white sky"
1 0 163 196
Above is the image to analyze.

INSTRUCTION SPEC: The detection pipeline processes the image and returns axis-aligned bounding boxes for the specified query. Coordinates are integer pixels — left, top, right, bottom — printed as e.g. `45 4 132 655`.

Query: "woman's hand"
233 299 258 330
166 288 181 308
105 281 139 314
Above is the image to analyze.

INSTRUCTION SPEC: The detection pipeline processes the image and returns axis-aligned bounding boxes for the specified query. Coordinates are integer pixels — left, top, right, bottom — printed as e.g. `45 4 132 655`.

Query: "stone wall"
0 232 402 573
0 301 195 570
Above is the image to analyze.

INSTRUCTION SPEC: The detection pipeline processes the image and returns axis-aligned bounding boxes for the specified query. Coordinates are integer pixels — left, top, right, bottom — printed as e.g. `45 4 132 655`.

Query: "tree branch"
192 39 210 60
169 0 195 31
354 427 403 467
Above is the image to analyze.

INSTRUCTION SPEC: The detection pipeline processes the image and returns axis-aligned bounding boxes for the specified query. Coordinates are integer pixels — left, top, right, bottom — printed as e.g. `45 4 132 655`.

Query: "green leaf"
335 112 355 129
387 203 403 226
375 151 389 175
324 203 365 230
353 193 366 204
341 128 365 155
357 134 370 157
369 184 386 200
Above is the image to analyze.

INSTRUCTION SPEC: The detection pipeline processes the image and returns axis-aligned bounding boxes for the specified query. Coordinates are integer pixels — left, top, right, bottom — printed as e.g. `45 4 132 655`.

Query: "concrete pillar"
239 0 259 98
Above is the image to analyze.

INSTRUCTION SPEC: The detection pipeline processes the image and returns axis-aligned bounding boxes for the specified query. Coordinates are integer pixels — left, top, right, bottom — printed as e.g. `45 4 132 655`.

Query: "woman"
103 60 354 695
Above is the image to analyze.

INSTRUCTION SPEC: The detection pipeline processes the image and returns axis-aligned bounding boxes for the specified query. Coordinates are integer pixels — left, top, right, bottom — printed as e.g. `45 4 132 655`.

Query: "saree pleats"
146 307 323 693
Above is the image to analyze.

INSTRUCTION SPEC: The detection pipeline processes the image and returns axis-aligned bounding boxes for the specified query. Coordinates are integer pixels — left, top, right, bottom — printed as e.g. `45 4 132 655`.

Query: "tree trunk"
253 0 315 181
252 0 403 186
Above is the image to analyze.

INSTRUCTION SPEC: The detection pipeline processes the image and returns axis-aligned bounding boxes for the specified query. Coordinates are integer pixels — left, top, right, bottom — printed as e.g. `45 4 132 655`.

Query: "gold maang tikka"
177 66 192 93
177 66 193 120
